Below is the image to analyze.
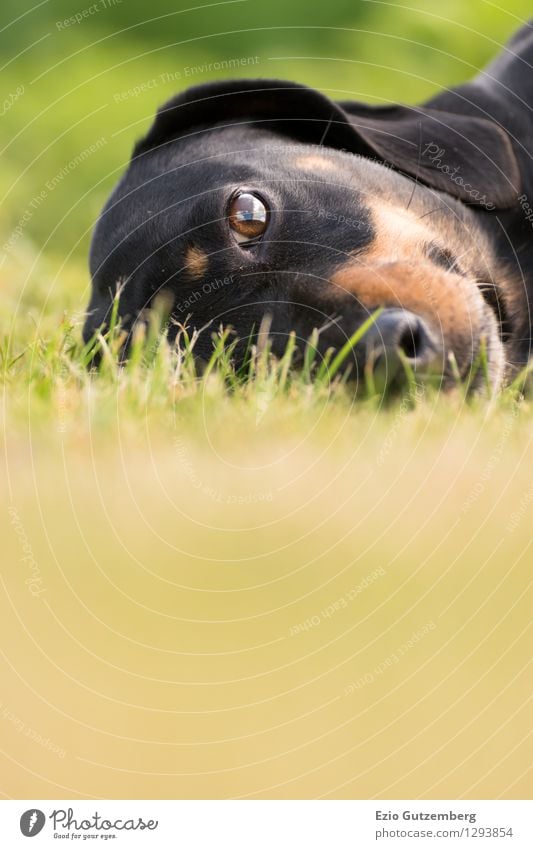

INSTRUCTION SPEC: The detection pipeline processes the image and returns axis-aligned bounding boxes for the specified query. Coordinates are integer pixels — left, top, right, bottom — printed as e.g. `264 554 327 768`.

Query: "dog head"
85 78 522 389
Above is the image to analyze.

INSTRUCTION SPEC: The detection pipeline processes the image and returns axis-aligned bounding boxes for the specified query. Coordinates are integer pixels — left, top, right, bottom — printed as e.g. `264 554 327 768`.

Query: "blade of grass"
277 331 297 392
505 360 533 398
479 336 492 395
317 307 383 384
302 327 319 383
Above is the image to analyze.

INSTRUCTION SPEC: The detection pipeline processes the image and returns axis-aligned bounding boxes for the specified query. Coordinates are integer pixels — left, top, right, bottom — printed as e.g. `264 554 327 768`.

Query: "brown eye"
228 191 268 244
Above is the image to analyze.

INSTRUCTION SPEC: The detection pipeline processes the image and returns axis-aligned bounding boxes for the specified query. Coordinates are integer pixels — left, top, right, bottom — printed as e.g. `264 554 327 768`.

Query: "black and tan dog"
84 22 533 390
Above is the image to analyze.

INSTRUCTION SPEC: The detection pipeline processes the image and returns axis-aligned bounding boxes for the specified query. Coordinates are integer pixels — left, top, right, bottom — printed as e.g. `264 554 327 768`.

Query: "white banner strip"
1 800 531 847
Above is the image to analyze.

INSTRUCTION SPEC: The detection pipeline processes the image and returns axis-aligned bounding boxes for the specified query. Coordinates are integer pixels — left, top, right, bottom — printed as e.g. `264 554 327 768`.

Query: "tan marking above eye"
364 203 436 264
362 200 485 279
294 154 339 172
184 245 208 278
330 259 478 343
228 192 268 244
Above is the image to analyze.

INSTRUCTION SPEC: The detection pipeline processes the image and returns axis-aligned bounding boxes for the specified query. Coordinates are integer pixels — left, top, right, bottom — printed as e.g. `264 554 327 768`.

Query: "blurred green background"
1 0 532 276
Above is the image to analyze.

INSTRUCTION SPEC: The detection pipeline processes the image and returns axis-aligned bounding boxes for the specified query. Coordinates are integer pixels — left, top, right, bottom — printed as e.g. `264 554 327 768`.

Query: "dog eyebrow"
424 241 462 273
184 245 209 279
293 154 339 172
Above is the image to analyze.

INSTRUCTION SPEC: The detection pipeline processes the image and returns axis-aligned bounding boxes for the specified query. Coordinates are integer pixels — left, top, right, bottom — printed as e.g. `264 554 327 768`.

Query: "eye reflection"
228 191 269 244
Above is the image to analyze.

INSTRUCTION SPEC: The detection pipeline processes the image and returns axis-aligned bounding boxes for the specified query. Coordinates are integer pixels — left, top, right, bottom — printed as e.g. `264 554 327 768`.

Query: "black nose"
363 309 440 387
369 309 436 361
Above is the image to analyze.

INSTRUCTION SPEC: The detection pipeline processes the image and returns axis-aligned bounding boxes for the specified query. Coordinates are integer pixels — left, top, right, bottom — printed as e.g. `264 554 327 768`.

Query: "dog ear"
134 79 520 210
338 101 521 209
132 79 360 156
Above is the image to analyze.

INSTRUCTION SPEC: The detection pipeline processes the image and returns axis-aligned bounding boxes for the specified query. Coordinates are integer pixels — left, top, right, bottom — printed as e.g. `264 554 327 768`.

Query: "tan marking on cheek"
331 260 482 348
335 200 489 356
185 245 208 278
364 203 437 264
294 154 339 172
338 198 506 382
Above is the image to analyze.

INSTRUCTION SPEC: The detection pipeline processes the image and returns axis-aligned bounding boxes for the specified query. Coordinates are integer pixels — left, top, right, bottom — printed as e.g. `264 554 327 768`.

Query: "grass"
2 258 532 433
2 228 532 804
2 262 532 799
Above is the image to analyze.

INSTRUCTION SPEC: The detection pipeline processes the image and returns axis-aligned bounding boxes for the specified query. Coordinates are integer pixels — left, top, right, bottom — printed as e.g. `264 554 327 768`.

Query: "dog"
84 22 533 391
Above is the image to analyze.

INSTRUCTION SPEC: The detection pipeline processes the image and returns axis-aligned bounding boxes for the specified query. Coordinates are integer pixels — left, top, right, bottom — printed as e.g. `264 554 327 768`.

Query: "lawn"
0 0 531 800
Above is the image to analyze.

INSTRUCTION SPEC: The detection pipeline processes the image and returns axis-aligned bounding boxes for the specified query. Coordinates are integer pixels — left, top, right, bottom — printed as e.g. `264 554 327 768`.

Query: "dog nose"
370 309 437 361
363 308 440 387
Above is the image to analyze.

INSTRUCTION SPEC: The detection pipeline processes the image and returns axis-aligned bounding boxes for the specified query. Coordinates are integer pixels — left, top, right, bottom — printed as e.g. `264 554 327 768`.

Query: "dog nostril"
366 309 437 367
361 309 441 392
397 319 423 360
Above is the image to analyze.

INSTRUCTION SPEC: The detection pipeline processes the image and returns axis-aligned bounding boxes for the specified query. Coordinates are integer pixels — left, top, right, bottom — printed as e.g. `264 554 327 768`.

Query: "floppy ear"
132 79 360 156
134 78 520 210
337 100 521 209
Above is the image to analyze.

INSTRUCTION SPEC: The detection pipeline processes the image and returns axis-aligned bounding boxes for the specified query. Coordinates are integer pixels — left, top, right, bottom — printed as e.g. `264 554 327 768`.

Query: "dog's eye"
228 192 268 244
